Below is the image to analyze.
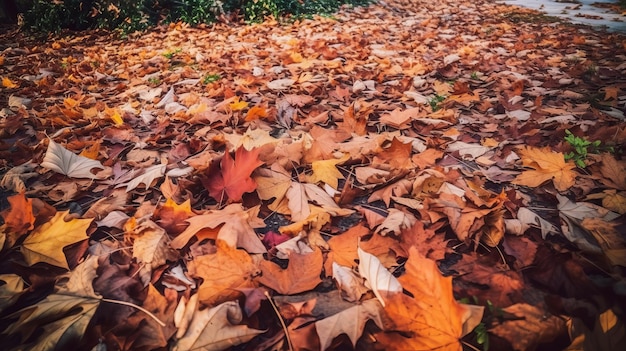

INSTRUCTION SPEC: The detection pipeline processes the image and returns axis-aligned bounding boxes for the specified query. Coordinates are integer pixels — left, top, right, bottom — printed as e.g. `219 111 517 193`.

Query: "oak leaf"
204 146 264 202
512 146 577 192
174 300 264 351
21 210 92 269
256 248 323 295
41 139 105 179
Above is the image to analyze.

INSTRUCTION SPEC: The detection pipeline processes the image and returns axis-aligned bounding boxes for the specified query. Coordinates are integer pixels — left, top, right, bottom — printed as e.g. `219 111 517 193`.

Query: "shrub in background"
20 0 374 33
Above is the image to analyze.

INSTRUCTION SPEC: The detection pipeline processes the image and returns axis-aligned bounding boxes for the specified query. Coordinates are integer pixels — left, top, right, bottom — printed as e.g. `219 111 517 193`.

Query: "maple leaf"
170 204 266 254
373 137 414 169
256 248 323 295
21 210 92 269
187 240 261 306
204 146 264 202
377 247 483 351
490 303 567 351
0 192 35 242
306 154 349 189
41 139 106 179
315 298 384 350
174 300 264 351
512 145 577 192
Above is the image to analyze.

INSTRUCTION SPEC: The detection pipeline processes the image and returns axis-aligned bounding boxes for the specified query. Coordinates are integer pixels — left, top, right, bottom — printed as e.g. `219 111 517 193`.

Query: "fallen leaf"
174 300 264 351
257 248 323 295
512 146 577 192
204 146 264 202
21 210 92 269
357 246 402 307
187 240 260 306
315 298 384 350
377 247 483 351
490 303 567 351
0 192 35 242
306 154 349 189
41 139 106 179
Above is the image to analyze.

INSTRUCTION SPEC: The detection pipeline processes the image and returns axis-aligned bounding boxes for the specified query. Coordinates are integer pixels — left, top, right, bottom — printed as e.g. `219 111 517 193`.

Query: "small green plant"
563 129 611 168
474 322 489 351
470 71 481 80
202 73 221 84
148 77 161 85
428 94 446 111
162 48 182 60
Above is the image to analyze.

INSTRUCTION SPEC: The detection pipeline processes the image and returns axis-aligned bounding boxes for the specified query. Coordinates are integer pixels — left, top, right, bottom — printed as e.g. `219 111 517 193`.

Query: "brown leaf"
188 240 261 306
490 303 567 351
257 248 323 295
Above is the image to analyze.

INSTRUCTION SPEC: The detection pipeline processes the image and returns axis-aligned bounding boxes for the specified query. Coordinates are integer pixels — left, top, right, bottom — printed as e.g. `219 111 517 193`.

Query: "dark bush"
20 0 374 34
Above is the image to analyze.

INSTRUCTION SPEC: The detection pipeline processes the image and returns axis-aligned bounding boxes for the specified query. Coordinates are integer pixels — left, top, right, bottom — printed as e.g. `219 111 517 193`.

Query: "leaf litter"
1 0 626 350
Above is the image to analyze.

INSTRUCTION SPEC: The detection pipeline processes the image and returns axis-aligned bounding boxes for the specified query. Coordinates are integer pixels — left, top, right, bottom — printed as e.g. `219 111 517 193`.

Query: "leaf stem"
101 298 166 327
264 291 294 351
462 340 482 351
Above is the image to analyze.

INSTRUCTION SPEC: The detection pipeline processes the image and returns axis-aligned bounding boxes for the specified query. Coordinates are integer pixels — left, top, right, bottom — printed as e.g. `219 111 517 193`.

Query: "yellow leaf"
63 97 80 109
110 110 124 126
306 154 349 189
21 211 92 269
2 77 18 88
229 98 248 111
602 190 626 214
512 146 577 192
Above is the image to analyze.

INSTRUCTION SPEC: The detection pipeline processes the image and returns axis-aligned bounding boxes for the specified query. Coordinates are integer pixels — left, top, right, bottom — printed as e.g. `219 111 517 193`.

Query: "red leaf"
204 146 264 202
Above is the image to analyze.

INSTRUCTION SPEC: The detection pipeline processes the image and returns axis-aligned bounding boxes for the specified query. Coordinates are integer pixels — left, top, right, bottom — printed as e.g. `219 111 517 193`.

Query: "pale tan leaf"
41 140 105 179
357 247 402 307
174 301 264 351
315 298 384 350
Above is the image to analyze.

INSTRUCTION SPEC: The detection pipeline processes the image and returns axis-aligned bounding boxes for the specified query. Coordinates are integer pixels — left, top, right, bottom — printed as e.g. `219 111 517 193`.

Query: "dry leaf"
512 145 577 192
41 139 105 179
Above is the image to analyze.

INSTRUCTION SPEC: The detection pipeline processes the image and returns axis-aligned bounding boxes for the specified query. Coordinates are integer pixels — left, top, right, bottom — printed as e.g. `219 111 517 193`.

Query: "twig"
264 291 294 351
102 298 166 327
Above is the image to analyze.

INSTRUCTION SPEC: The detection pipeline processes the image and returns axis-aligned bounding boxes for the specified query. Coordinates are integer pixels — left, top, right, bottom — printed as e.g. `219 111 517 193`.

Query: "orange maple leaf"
0 192 35 240
204 146 264 202
377 247 483 351
256 248 323 294
512 146 577 192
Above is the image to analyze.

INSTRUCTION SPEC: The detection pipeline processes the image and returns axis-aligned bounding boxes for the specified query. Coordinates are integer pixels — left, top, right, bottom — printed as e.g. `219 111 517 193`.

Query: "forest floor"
0 0 625 350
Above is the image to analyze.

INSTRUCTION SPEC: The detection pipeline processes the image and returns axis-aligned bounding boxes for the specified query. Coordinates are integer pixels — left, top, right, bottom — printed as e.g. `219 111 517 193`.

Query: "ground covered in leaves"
1 0 626 350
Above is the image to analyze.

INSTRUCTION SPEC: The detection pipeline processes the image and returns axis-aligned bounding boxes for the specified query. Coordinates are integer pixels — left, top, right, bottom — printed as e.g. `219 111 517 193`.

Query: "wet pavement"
498 0 626 33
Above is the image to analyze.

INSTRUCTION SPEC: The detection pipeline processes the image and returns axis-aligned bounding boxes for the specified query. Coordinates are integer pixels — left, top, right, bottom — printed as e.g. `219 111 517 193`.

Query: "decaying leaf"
174 300 264 351
41 139 106 179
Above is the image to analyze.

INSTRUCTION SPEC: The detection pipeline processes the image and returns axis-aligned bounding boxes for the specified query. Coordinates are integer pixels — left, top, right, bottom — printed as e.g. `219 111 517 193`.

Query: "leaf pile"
1 0 626 350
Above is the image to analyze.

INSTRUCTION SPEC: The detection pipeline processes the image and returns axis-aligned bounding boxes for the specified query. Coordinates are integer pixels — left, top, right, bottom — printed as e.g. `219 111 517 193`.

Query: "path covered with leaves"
1 0 626 350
